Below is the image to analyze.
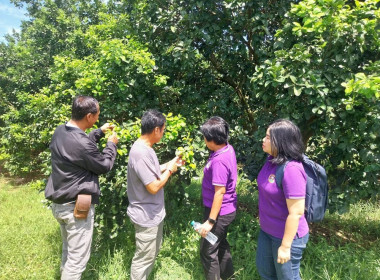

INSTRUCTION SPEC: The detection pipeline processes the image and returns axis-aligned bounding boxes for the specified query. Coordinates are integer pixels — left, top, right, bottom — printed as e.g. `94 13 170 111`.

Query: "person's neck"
212 143 227 152
138 134 155 147
68 119 88 132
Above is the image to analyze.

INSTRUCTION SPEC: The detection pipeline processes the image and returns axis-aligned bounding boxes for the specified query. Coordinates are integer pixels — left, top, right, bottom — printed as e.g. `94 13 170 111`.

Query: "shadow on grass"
0 169 43 186
82 220 136 280
309 215 379 249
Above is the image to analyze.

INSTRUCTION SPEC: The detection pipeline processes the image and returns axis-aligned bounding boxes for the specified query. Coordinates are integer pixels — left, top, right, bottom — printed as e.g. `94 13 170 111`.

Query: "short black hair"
141 109 166 135
71 96 99 120
200 116 229 145
269 119 304 165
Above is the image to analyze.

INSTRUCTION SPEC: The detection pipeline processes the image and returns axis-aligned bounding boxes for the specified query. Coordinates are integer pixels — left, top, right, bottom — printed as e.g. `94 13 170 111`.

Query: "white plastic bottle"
191 221 218 245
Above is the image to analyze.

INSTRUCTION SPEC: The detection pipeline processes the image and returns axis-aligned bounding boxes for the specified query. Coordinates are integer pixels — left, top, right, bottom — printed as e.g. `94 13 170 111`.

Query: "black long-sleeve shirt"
45 123 117 204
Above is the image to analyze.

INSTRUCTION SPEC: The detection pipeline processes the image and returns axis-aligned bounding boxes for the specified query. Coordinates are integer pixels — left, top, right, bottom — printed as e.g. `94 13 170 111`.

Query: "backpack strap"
275 161 290 190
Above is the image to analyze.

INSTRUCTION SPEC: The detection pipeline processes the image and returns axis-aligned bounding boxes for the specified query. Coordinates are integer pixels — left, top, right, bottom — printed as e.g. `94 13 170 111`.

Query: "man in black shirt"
45 95 118 280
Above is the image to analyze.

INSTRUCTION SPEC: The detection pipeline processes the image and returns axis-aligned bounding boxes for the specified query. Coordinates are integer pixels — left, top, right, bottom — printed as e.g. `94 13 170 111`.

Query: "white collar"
66 121 80 129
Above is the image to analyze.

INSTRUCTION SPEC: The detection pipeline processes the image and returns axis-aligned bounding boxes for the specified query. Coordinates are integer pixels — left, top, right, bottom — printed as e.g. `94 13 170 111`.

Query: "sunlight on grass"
0 177 61 280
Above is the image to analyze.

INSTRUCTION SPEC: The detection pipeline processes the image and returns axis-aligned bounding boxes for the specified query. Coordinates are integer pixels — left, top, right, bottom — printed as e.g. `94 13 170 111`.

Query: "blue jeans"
256 229 309 280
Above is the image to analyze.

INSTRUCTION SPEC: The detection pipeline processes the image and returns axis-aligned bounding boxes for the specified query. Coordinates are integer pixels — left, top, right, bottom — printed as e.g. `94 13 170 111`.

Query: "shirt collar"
66 121 80 129
210 144 230 159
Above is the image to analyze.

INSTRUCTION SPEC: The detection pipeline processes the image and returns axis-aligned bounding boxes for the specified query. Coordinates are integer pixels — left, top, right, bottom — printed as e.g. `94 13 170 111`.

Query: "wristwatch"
208 218 216 225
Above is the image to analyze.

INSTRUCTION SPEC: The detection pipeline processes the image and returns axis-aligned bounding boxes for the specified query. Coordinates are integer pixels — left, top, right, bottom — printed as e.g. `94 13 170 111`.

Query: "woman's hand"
277 245 291 264
277 198 305 265
199 221 213 238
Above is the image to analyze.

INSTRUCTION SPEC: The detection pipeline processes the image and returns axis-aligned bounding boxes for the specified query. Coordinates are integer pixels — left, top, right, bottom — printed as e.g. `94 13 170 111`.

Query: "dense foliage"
0 0 379 237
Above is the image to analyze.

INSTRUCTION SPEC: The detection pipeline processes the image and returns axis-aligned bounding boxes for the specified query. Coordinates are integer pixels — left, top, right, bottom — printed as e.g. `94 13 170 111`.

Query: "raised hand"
107 132 119 145
101 123 115 133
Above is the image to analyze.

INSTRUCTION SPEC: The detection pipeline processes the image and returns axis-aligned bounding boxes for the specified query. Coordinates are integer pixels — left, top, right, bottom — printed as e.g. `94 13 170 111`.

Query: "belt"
57 201 76 205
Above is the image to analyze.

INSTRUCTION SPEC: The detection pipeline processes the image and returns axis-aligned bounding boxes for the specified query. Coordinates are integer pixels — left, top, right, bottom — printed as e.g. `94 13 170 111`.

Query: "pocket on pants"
293 233 309 248
135 224 160 242
290 233 309 263
52 203 74 221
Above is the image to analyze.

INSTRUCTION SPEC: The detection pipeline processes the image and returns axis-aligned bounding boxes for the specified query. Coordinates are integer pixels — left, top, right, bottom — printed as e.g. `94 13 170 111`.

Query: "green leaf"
289 75 297 84
294 86 302 96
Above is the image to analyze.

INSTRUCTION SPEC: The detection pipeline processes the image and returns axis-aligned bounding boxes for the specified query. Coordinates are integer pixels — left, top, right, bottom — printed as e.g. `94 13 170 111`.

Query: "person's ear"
86 113 92 122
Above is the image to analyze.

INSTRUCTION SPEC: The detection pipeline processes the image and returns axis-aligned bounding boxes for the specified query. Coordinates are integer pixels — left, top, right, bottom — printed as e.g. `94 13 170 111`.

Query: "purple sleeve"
211 161 228 187
282 163 307 199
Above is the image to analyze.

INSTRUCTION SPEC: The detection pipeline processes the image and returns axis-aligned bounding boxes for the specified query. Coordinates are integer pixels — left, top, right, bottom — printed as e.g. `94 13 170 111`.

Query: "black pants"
200 207 236 280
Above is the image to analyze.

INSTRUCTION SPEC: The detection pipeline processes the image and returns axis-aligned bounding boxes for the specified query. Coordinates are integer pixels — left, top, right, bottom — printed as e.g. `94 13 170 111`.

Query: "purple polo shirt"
257 157 309 239
202 144 237 216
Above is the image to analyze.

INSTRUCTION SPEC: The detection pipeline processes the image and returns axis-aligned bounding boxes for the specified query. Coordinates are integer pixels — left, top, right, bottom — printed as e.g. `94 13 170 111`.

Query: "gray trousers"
52 203 95 280
130 221 164 280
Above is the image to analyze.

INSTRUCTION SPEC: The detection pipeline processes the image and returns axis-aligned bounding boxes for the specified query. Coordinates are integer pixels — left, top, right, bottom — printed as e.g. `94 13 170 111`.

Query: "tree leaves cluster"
0 0 378 227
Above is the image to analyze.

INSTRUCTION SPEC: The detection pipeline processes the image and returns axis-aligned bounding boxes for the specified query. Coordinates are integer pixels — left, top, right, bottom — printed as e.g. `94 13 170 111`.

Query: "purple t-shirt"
202 144 237 216
257 157 309 239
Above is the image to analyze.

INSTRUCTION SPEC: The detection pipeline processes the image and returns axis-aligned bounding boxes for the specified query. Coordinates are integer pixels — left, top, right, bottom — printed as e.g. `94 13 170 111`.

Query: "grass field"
0 176 379 280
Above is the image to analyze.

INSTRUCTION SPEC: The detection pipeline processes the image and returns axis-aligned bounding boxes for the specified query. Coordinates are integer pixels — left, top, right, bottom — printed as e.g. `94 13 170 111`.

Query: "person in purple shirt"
197 116 238 280
256 119 309 280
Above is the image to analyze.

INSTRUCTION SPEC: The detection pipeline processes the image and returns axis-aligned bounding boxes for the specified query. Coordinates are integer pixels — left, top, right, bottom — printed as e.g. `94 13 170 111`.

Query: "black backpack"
275 155 328 223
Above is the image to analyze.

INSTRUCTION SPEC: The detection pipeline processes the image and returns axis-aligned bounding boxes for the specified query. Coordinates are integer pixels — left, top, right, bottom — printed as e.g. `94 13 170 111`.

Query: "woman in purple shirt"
197 116 238 280
256 119 309 280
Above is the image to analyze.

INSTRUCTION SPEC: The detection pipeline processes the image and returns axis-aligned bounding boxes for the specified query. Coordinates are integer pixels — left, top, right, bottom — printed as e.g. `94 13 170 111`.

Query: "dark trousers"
200 207 236 280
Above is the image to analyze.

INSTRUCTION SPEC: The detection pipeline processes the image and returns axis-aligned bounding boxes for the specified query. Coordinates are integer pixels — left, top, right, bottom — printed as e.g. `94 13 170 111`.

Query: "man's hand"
176 157 185 167
107 132 119 145
101 123 115 133
166 156 179 174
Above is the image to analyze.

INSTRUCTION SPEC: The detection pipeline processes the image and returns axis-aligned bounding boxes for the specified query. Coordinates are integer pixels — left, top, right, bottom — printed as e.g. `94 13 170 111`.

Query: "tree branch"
208 53 257 132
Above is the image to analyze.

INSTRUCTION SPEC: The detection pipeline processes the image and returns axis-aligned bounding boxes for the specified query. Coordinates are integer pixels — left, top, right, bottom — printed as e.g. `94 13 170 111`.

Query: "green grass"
0 177 61 280
302 202 380 280
1 176 379 280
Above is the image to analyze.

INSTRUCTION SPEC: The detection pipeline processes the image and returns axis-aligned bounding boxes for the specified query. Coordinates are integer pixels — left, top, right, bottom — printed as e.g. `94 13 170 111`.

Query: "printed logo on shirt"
268 174 275 183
